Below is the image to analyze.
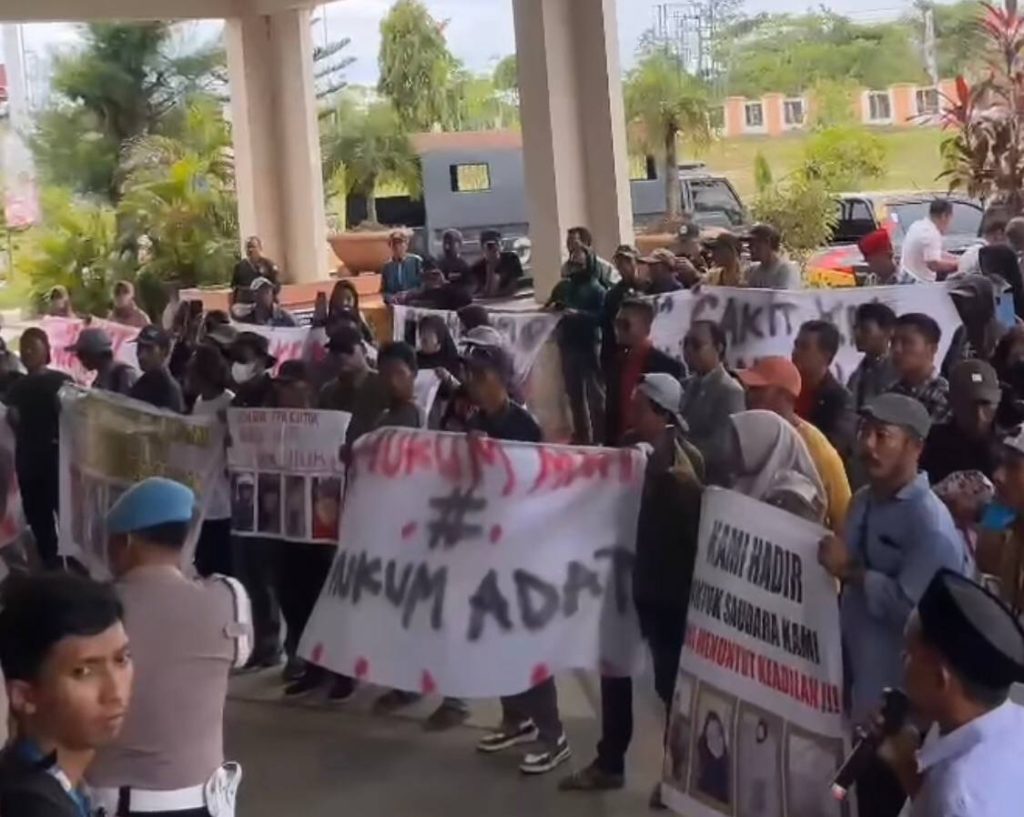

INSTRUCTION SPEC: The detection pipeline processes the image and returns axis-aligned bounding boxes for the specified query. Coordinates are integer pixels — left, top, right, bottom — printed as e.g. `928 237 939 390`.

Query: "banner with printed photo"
662 488 845 817
58 386 225 577
226 408 351 543
650 284 961 384
231 324 324 373
42 317 141 385
391 305 560 385
300 428 646 697
0 407 25 549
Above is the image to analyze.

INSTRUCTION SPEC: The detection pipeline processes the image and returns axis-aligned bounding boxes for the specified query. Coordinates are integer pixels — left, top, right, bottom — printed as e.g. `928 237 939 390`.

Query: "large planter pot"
329 231 393 275
636 233 676 256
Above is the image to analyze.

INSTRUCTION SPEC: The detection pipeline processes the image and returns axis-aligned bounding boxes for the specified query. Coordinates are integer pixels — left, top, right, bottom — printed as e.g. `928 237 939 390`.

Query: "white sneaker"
519 735 571 775
476 720 539 753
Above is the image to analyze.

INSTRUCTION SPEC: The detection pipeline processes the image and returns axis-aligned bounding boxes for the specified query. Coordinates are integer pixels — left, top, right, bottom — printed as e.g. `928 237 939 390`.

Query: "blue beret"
106 478 196 536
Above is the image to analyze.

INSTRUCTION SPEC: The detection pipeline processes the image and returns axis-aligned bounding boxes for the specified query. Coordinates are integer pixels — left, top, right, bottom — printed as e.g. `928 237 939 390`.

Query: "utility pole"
919 0 939 86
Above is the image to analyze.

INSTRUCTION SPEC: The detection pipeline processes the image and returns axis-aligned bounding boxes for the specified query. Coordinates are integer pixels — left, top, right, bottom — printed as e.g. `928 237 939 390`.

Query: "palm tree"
624 48 711 221
320 96 421 225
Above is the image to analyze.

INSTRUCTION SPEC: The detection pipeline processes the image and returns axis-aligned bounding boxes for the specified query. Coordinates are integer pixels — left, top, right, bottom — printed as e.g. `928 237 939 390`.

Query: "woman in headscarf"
725 410 827 523
695 710 731 804
416 315 461 376
324 279 375 344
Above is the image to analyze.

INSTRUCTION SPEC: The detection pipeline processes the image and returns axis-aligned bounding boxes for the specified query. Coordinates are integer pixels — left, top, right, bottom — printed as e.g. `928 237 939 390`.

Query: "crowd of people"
1 202 1024 817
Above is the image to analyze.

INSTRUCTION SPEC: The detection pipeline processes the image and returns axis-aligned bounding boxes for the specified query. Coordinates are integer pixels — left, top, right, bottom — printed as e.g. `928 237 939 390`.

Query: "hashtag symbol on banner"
426 487 486 550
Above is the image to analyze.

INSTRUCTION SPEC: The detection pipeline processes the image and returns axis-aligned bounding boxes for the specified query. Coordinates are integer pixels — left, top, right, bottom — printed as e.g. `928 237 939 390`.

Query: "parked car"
805 192 984 286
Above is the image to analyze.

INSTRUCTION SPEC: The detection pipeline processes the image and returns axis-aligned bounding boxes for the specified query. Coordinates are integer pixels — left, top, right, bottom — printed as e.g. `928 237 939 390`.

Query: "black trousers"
595 605 686 775
194 518 235 579
236 536 282 661
275 542 333 657
560 343 605 445
19 468 59 566
856 755 906 817
500 677 563 749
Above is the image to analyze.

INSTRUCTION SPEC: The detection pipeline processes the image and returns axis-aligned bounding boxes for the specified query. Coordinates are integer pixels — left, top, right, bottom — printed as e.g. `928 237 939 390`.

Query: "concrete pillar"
225 9 326 283
512 0 632 301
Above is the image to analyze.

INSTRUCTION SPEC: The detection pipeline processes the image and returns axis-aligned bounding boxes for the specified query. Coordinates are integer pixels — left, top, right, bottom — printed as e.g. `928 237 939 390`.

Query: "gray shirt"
746 256 802 290
89 567 242 790
840 473 967 723
680 364 746 484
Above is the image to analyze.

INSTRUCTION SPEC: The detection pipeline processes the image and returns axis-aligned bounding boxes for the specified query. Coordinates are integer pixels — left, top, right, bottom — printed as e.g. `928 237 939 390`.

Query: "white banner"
231 324 322 373
651 284 961 384
58 386 225 576
227 408 350 543
42 317 140 385
662 488 845 817
300 428 646 697
392 305 560 385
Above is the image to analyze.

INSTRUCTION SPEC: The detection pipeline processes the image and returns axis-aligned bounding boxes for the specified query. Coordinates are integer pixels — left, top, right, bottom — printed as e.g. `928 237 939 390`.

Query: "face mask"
981 501 1017 532
232 362 259 384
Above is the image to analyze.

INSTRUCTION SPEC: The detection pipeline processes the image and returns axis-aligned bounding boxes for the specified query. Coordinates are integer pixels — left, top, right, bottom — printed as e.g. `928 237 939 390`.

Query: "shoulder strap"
213 575 253 669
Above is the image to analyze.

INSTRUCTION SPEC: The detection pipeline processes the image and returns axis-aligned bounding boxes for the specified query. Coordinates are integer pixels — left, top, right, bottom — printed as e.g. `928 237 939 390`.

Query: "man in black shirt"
0 573 132 817
402 260 472 311
230 333 277 408
5 329 70 569
230 235 280 305
438 229 471 284
67 328 137 396
600 245 646 371
128 325 185 413
468 230 524 299
921 359 1002 483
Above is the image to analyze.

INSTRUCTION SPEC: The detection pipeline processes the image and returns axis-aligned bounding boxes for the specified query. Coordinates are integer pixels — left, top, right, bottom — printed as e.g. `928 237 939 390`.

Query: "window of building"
629 154 658 181
916 87 939 116
867 91 892 122
783 98 805 126
449 163 491 193
744 102 764 129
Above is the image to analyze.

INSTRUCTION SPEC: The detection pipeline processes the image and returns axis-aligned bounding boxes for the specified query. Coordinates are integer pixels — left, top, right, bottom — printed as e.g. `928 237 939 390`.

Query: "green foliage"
800 125 888 191
493 55 518 94
752 177 839 261
753 152 773 193
930 1 986 80
445 71 519 131
314 36 357 107
809 79 858 129
378 0 459 131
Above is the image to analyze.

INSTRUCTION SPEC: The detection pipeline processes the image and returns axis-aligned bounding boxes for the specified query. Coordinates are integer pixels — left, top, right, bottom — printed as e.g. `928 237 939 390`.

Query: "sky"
12 0 922 88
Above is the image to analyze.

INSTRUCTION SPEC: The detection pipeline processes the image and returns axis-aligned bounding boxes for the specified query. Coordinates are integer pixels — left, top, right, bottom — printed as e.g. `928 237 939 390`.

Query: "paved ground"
226 669 667 817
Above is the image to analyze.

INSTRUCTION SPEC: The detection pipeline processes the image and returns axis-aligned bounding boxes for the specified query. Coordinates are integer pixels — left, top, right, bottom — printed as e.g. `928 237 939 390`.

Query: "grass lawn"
693 127 946 199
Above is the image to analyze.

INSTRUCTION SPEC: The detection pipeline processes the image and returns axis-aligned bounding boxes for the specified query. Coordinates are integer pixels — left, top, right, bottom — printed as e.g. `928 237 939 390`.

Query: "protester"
401 258 472 311
457 304 491 334
745 223 801 290
857 229 911 285
978 426 1024 613
107 281 150 328
818 393 966 817
737 357 851 533
231 236 280 305
992 325 1024 428
703 232 745 287
605 298 684 447
889 312 950 422
47 285 75 318
438 229 471 283
239 277 297 328
68 327 138 396
229 332 276 409
547 247 606 445
921 360 1002 484
89 478 249 817
675 221 707 273
320 279 375 344
642 249 683 295
373 341 423 430
128 325 185 413
416 314 462 413
561 374 704 803
318 324 389 446
941 274 1004 377
381 230 424 299
791 320 856 456
563 226 617 288
848 302 899 412
899 199 958 282
600 245 646 371
679 320 744 482
468 230 524 298
883 570 1024 816
0 573 132 817
957 207 1010 275
5 329 70 570
979 243 1024 322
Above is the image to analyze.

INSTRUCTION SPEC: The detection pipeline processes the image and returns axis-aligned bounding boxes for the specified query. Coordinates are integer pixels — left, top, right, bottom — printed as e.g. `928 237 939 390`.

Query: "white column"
512 0 633 300
225 9 327 283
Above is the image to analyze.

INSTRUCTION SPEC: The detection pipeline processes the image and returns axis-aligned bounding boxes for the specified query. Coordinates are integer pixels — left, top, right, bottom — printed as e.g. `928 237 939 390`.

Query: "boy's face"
381 358 416 403
9 623 133 751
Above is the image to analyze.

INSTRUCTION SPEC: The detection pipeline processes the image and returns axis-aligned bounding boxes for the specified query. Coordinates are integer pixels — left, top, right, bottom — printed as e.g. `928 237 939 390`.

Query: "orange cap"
736 356 803 399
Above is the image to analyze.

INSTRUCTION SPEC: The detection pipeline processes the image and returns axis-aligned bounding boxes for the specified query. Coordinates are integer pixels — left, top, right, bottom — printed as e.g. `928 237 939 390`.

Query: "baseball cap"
857 229 893 258
461 325 506 350
735 356 802 400
205 324 239 348
106 477 195 536
131 324 171 350
614 244 640 260
636 373 688 431
250 276 275 292
480 229 502 246
325 324 364 355
274 359 311 384
640 248 677 266
67 327 113 356
464 343 513 384
949 359 1001 404
232 331 277 365
860 393 932 440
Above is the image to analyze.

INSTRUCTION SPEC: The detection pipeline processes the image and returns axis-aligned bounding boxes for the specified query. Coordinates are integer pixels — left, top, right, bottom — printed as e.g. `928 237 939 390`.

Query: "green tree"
809 79 858 129
378 0 459 131
752 177 839 262
493 54 518 96
624 48 711 220
801 126 888 190
321 96 421 225
314 36 357 109
930 1 985 79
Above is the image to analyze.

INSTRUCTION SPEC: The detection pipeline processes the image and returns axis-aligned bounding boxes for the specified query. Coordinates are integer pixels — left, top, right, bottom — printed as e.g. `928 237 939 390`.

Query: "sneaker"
281 657 306 684
558 763 625 791
476 720 539 754
649 782 666 810
520 735 572 775
283 672 323 698
372 689 421 716
424 701 470 732
326 675 356 703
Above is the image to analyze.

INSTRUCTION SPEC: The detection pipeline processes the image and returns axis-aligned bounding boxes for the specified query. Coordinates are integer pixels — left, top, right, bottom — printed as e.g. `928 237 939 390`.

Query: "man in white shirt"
956 209 1009 275
881 569 1024 817
899 200 959 282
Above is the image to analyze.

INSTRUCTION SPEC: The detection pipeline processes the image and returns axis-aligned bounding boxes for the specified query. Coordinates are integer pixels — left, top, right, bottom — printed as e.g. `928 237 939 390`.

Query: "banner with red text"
300 429 645 697
662 487 845 817
232 324 324 373
42 317 140 384
227 408 350 543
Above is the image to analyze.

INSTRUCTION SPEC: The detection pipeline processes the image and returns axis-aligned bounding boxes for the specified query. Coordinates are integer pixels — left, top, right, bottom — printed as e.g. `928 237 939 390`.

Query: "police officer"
88 478 252 817
0 573 133 817
883 568 1024 816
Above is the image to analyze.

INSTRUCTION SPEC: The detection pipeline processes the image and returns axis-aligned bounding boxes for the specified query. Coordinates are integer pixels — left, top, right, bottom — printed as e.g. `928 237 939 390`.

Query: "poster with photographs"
662 488 847 817
58 386 226 577
227 408 351 544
